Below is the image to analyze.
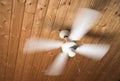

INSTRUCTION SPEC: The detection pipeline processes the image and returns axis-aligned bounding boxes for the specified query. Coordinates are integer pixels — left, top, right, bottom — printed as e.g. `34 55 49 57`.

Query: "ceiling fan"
24 8 110 76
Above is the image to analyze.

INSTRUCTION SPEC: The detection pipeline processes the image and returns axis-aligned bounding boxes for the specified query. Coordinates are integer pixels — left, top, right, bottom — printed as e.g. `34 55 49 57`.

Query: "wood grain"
5 0 25 81
0 0 120 81
13 0 38 81
27 0 50 81
0 0 12 81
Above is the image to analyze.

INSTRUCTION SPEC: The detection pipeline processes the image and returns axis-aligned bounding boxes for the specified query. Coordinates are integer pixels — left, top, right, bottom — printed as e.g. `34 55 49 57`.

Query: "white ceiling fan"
24 8 110 76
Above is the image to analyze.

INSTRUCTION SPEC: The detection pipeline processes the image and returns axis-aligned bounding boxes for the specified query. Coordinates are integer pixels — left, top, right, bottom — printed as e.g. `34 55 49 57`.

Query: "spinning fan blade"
24 38 63 53
76 44 110 60
69 8 102 41
45 52 68 76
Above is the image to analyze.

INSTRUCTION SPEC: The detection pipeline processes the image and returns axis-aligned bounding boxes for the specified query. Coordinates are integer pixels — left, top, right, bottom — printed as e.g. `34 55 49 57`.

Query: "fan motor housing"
59 30 70 39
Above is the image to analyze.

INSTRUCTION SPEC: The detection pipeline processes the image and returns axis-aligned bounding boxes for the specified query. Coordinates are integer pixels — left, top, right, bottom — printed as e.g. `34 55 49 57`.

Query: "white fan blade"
76 44 110 60
69 8 102 41
45 52 68 76
24 38 63 53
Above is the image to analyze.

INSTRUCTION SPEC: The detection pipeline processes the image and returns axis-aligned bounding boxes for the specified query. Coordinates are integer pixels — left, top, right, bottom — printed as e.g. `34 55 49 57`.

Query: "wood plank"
51 0 82 81
5 0 25 81
34 0 63 81
27 0 50 81
45 0 72 81
63 0 94 29
20 0 38 81
39 0 61 39
13 0 38 81
99 46 120 81
75 0 120 80
0 0 12 81
87 1 120 81
30 0 50 37
49 0 71 41
59 0 92 80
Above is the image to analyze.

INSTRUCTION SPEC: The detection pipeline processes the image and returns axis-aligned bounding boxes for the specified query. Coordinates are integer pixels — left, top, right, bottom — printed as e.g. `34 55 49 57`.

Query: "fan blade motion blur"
45 52 68 76
76 44 110 60
24 38 63 53
23 7 111 76
69 8 102 41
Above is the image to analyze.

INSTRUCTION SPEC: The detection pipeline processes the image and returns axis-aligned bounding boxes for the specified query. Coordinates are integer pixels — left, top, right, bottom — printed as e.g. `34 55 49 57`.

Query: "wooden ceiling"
0 0 120 81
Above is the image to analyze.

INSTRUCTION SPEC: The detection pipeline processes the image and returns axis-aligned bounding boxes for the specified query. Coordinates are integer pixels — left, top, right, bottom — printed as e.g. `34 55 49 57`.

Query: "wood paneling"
0 0 120 81
13 0 38 81
5 0 25 81
0 0 12 81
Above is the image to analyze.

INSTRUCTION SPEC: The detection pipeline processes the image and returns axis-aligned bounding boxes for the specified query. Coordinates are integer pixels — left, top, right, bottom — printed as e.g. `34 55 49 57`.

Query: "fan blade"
45 52 68 76
69 8 102 41
24 38 63 53
76 44 110 60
